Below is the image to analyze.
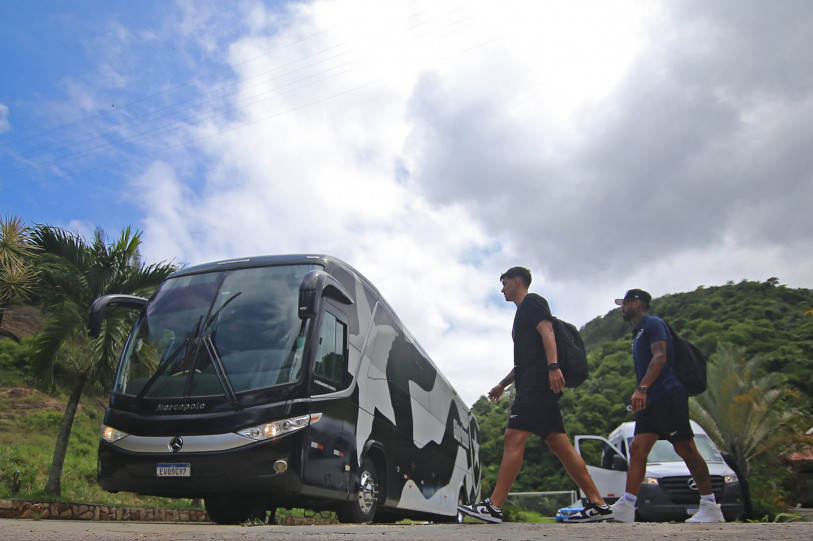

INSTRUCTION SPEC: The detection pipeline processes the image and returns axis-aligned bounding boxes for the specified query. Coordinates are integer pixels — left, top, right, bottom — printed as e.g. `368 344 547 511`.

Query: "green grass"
0 382 197 509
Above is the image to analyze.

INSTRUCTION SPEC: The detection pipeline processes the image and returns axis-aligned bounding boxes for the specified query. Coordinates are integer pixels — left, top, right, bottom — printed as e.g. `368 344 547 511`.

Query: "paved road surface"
1 519 812 540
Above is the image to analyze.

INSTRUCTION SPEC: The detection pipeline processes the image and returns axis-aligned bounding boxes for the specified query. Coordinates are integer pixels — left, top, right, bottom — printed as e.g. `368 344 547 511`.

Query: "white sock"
700 493 717 504
623 492 637 505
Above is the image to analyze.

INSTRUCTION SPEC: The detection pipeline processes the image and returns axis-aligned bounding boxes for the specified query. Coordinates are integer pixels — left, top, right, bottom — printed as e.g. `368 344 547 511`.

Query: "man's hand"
549 368 565 394
488 384 505 402
630 389 647 411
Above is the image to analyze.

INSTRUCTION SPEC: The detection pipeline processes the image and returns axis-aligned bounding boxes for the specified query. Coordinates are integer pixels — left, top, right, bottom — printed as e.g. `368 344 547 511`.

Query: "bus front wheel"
337 458 379 523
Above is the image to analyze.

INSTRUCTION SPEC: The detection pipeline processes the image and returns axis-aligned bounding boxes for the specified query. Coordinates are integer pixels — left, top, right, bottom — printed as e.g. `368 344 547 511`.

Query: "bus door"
302 304 355 494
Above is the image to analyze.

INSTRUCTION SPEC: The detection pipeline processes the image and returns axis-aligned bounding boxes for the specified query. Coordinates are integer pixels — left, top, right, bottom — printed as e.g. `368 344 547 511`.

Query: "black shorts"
507 388 565 439
634 391 693 443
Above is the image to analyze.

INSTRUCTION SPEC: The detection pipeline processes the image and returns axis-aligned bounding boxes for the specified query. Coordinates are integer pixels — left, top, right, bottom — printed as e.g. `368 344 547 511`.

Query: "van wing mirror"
88 294 149 338
611 454 628 471
298 270 354 319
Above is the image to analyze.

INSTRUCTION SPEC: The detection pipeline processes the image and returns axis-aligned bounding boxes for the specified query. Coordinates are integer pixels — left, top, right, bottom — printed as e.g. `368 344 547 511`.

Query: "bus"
89 254 481 524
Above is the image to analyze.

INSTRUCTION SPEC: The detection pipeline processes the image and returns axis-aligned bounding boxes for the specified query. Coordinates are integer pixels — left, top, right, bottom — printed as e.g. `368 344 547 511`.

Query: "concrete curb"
0 499 210 522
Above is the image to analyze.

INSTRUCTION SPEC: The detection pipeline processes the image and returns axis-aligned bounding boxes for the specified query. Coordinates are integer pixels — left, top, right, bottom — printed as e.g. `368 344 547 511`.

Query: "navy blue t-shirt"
512 293 553 393
632 314 684 403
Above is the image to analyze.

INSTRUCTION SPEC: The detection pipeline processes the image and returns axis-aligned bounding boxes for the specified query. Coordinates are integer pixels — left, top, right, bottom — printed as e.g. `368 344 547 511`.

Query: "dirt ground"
1 519 812 541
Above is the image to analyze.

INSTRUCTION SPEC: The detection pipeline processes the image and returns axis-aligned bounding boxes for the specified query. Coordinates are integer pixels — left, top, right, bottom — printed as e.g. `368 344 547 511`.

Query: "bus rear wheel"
337 458 379 523
204 497 270 525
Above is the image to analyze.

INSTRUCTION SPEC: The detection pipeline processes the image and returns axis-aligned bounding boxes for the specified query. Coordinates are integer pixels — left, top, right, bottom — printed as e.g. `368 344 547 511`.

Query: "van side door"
574 435 628 501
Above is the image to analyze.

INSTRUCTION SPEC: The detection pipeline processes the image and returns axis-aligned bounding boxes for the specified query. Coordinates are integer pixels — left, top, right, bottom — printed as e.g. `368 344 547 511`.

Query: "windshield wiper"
134 336 191 404
202 336 242 411
193 291 243 410
135 313 203 404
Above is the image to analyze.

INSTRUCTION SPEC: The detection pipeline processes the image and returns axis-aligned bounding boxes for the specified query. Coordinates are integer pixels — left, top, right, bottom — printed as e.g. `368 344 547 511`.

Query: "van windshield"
113 264 317 398
637 435 724 463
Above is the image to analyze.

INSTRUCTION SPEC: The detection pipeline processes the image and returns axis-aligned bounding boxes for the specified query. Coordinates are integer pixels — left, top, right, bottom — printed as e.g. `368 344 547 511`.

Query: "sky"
2 0 812 405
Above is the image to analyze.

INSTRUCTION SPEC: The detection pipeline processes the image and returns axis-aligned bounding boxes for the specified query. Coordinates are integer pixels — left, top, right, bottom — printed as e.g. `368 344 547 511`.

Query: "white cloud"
122 0 813 405
0 103 10 134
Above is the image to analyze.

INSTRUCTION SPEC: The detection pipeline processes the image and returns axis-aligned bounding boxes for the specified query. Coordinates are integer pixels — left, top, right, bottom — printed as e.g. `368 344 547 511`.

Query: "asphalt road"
1 519 812 540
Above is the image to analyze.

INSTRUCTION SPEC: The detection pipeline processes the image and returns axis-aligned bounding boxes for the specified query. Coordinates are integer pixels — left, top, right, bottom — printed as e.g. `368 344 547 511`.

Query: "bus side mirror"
88 294 149 338
298 270 354 319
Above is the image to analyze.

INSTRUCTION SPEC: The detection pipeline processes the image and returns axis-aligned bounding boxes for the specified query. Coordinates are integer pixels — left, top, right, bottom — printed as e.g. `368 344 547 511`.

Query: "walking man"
609 289 725 523
458 267 613 523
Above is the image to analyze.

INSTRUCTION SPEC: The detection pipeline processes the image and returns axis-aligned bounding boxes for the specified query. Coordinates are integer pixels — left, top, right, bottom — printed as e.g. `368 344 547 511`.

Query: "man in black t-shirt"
458 266 613 524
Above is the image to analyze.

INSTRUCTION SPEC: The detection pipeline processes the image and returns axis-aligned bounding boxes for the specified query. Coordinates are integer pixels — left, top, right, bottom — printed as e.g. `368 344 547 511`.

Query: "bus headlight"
236 414 314 441
101 425 129 443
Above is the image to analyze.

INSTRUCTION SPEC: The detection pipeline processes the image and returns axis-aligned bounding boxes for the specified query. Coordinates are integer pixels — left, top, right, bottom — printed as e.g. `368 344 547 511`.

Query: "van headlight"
101 425 129 443
236 413 318 441
724 474 738 483
644 476 659 485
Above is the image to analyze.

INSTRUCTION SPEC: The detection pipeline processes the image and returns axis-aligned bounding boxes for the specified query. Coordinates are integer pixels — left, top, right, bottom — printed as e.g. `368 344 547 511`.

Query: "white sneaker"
685 500 725 523
609 498 635 523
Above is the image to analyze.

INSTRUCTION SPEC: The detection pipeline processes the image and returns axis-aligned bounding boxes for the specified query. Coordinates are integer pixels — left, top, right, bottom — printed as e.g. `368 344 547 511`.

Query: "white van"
574 421 744 521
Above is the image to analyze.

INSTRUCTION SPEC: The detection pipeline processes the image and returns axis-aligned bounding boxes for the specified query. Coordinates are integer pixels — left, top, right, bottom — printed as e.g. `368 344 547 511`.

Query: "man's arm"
537 319 565 393
488 368 515 402
630 339 668 411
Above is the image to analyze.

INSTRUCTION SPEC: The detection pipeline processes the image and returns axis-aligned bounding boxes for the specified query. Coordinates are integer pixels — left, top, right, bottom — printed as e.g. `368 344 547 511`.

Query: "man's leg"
626 433 659 495
545 432 606 505
674 438 726 522
488 428 530 508
673 438 713 494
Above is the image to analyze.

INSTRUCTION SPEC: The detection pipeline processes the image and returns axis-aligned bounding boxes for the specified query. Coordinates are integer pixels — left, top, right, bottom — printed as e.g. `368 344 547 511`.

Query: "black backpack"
666 323 708 396
551 317 589 388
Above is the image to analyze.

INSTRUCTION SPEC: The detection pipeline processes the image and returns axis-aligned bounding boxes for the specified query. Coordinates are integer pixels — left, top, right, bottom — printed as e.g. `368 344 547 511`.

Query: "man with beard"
610 289 724 523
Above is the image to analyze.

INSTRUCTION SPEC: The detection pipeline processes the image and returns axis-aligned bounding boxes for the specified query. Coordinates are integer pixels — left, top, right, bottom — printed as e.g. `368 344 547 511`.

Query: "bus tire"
337 458 379 523
204 497 267 525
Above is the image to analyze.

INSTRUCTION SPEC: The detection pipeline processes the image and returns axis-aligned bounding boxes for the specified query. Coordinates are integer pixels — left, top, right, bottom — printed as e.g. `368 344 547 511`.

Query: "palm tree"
31 225 177 495
689 343 811 517
0 214 40 330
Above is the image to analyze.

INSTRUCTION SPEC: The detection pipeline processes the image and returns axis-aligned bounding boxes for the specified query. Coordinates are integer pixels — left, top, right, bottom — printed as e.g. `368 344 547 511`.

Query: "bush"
749 459 792 519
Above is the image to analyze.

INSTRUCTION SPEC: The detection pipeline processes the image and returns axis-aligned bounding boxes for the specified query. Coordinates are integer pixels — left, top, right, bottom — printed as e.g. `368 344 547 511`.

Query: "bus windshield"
114 264 317 399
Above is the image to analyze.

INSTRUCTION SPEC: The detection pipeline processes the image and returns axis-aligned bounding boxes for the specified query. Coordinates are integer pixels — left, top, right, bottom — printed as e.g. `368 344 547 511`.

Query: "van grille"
658 476 724 503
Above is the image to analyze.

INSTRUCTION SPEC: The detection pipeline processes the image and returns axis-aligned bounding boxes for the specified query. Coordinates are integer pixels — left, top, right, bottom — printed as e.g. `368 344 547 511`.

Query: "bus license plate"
156 463 190 477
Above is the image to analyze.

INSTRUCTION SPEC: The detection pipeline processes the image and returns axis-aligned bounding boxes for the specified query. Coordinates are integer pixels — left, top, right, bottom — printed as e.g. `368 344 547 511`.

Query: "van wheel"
204 497 268 524
337 458 379 523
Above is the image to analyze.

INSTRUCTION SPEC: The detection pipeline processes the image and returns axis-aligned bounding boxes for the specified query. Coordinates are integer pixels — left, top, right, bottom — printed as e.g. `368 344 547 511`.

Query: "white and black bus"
89 255 480 524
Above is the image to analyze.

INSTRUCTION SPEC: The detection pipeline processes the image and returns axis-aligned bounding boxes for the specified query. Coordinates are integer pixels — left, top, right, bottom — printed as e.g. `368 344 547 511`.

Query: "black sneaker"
561 502 614 523
457 498 503 524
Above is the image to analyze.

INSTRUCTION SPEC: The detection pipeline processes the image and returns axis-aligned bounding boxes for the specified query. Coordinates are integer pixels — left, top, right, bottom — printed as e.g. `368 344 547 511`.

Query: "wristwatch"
637 385 648 393
548 363 561 371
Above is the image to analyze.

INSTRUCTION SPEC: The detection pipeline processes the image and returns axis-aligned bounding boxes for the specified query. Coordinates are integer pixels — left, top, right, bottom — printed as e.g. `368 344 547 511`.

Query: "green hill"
580 278 813 397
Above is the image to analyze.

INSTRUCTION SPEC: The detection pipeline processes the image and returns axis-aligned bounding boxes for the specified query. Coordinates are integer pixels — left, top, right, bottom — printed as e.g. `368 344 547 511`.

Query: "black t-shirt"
512 293 553 392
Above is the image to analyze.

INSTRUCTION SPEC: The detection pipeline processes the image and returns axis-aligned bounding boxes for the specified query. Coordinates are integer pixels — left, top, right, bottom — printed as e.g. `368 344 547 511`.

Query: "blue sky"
3 1 813 404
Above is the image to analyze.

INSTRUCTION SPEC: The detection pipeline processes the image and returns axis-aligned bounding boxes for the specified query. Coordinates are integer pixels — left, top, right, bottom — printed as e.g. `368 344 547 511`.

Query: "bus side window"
313 311 349 394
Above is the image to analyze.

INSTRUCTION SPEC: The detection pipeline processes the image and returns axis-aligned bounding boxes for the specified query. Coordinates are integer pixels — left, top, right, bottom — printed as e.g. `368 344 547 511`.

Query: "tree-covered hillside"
580 278 813 397
472 278 813 515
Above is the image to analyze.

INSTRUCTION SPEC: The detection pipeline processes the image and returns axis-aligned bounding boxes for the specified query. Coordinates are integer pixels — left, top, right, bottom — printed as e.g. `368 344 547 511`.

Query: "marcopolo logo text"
156 402 207 413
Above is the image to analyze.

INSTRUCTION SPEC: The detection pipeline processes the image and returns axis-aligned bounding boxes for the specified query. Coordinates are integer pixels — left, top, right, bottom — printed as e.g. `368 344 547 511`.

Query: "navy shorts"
507 388 565 439
634 390 693 443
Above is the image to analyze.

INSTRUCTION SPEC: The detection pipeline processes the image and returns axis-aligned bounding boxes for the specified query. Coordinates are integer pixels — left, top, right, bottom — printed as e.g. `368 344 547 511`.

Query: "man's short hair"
500 266 532 288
